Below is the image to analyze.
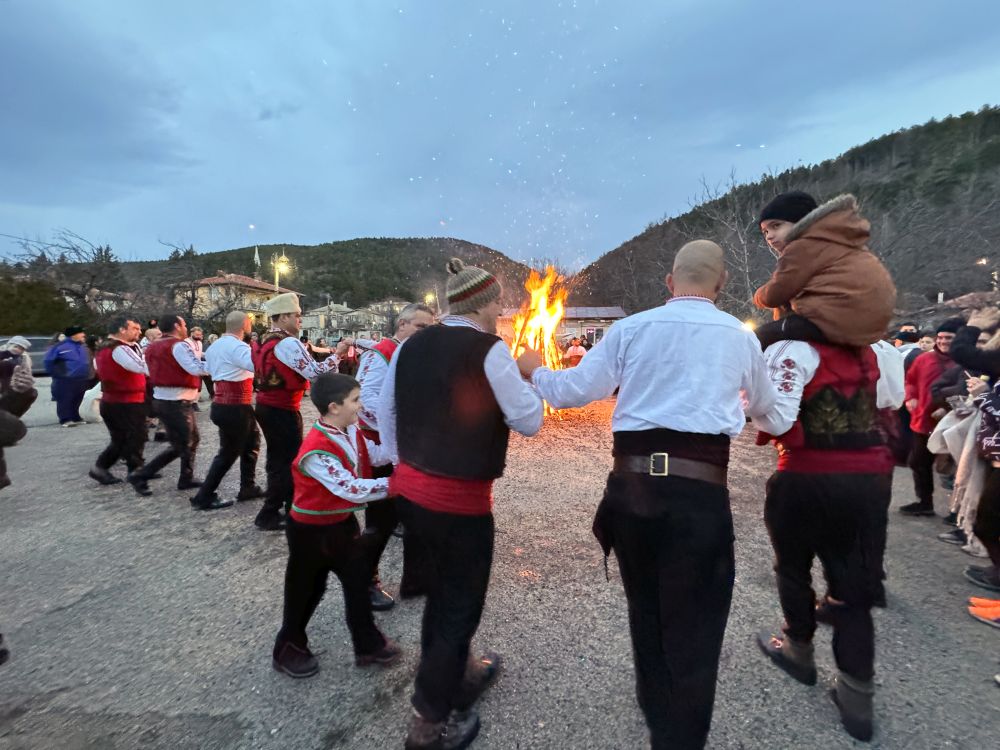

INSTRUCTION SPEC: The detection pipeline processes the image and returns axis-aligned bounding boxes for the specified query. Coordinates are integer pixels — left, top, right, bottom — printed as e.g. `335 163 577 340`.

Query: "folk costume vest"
145 338 200 390
759 343 890 473
96 341 147 404
254 332 307 411
395 325 509 480
290 421 373 525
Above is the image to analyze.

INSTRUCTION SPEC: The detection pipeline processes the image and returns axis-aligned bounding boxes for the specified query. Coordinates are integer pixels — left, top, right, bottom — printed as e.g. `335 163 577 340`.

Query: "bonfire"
510 266 568 415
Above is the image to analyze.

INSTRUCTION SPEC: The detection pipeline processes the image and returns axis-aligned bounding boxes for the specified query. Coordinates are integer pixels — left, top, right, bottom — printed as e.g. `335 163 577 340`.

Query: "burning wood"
510 266 568 414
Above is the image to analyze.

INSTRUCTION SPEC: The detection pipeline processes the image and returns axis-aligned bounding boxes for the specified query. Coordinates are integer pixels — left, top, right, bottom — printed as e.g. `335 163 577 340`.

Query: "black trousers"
275 516 385 657
95 401 147 473
973 466 1000 569
0 407 28 482
194 402 260 500
364 463 397 584
593 472 734 750
764 471 889 683
255 404 302 514
397 497 495 723
909 432 935 506
135 400 199 483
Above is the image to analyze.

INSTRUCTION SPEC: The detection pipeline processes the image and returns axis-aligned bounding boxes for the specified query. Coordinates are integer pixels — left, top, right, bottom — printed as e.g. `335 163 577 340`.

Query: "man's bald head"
226 310 250 334
668 240 728 299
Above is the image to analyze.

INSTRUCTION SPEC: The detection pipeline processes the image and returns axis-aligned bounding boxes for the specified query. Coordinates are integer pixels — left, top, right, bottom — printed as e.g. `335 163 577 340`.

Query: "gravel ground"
1 398 998 749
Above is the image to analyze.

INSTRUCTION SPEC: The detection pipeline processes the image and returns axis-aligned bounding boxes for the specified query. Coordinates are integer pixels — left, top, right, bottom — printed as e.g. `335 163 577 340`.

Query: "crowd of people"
2 190 999 748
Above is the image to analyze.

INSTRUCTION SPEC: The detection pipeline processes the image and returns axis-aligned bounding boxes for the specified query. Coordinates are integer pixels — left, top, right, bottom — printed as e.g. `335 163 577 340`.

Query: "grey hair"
396 303 435 331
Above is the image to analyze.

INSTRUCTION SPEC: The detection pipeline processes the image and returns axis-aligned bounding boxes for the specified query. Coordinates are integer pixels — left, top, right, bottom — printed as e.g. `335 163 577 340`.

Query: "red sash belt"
214 379 253 405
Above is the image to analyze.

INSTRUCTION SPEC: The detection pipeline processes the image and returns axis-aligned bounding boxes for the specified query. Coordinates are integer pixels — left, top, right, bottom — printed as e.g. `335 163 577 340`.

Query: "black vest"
395 325 510 480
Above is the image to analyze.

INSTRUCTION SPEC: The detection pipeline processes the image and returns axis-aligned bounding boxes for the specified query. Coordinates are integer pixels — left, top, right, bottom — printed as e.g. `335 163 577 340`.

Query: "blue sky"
2 0 999 269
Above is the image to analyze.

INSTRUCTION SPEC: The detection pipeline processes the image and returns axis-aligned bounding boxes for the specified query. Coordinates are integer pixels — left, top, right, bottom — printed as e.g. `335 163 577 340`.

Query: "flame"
510 266 568 414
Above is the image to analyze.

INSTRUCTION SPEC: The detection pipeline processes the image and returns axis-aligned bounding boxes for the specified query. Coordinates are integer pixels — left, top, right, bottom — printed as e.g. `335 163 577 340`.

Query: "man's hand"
968 377 989 397
906 398 918 411
967 306 1000 331
335 337 355 356
517 349 544 378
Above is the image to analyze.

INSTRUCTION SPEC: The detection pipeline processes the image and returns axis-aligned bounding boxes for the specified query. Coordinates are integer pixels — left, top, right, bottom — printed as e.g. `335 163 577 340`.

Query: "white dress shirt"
377 315 544 464
153 338 209 401
531 297 777 436
751 340 906 437
357 338 398 431
108 342 148 375
298 422 392 504
273 335 340 381
205 333 254 382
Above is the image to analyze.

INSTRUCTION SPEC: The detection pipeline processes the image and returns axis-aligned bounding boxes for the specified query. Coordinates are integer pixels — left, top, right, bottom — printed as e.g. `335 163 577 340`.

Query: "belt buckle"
649 452 669 477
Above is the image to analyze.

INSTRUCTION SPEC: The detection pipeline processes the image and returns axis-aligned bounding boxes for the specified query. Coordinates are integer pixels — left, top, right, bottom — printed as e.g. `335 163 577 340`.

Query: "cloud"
0 3 193 209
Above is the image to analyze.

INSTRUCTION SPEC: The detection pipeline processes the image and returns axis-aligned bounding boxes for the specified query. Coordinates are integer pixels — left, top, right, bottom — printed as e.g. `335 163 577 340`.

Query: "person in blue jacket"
44 326 92 426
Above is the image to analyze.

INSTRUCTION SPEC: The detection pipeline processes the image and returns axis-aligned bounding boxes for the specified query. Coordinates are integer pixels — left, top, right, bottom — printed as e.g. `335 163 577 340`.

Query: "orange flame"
511 267 568 414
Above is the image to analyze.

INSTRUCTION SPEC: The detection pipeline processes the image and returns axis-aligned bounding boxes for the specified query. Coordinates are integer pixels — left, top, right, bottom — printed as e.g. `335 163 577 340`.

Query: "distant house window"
209 287 220 301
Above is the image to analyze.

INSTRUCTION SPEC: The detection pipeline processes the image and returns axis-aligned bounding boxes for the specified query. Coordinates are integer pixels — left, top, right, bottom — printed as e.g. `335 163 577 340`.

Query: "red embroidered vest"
146 338 201 390
254 332 307 410
759 344 891 473
291 422 373 525
96 341 147 404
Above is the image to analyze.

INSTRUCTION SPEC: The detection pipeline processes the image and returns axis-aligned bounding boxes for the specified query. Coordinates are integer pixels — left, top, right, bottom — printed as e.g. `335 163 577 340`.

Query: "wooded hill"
117 237 533 312
570 105 1000 321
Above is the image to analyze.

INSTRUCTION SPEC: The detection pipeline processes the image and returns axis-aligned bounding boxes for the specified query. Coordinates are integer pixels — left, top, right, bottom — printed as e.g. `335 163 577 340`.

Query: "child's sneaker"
356 638 402 667
968 606 1000 628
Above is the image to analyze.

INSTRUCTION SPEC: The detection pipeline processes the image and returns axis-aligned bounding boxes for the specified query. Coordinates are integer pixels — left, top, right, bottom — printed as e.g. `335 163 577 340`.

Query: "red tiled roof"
195 273 299 295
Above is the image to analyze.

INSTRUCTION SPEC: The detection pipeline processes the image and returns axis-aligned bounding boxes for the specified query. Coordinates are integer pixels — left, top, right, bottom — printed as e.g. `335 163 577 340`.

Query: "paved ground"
1 397 998 749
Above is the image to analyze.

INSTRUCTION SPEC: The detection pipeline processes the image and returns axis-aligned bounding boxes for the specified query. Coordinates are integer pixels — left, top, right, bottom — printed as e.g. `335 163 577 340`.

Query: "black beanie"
64 325 85 337
759 191 818 225
936 317 965 335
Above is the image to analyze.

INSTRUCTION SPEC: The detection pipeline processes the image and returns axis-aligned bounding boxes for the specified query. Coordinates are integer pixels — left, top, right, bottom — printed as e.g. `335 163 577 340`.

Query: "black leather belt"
612 453 727 486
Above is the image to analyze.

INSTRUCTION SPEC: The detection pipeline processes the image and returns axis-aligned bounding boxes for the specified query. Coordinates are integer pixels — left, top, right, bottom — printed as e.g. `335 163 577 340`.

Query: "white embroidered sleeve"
750 341 820 436
275 337 340 381
300 453 389 503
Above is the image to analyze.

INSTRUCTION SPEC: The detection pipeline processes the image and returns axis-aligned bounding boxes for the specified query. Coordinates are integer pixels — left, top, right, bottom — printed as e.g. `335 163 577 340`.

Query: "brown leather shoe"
355 638 402 667
454 651 503 710
272 642 319 678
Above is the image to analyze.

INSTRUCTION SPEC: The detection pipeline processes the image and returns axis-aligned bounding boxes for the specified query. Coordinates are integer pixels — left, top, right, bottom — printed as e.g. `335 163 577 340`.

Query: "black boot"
89 465 123 485
127 473 153 497
190 492 235 511
899 501 935 517
405 709 480 750
369 581 396 611
831 672 875 742
237 484 265 501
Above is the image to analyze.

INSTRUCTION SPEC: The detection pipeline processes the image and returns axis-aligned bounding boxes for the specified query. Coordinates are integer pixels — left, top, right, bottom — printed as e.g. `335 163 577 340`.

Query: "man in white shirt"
379 259 543 749
91 316 149 486
517 240 778 750
751 336 902 742
128 313 209 496
356 302 436 611
253 292 348 531
190 311 260 511
562 337 587 367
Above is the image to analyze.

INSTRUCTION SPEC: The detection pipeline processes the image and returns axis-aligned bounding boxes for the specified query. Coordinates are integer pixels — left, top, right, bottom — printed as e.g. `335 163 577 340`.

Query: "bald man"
518 240 779 750
190 312 261 511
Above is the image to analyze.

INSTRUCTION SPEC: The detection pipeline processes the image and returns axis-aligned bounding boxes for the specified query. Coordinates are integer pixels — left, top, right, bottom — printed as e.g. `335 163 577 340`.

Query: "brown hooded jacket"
753 194 896 347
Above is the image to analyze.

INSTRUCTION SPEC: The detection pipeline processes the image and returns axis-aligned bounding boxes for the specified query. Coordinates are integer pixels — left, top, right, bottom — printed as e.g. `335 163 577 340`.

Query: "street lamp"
424 289 439 311
272 252 290 291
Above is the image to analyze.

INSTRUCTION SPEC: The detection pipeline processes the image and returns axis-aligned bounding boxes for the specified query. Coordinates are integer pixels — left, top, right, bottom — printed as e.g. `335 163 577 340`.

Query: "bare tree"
677 172 776 320
1 229 128 311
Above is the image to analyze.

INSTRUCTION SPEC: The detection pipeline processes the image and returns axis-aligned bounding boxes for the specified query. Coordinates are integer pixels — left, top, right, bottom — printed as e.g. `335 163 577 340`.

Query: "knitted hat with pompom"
445 257 501 315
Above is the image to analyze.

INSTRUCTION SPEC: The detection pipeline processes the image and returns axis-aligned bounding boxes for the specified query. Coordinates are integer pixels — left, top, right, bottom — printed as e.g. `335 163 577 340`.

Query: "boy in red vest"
272 373 402 678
